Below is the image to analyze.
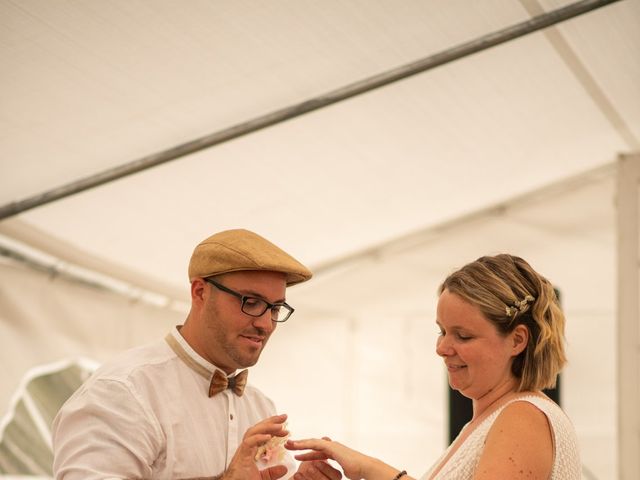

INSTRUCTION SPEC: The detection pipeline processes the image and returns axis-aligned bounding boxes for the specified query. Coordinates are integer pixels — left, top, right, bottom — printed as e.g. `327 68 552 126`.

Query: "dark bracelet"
392 470 407 480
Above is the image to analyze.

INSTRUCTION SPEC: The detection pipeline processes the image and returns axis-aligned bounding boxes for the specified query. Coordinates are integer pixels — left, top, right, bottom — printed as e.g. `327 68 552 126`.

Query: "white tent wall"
275 165 617 478
0 260 181 419
0 163 620 478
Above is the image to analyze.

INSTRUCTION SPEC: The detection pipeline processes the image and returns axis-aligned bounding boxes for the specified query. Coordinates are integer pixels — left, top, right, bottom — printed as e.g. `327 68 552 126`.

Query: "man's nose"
252 309 275 332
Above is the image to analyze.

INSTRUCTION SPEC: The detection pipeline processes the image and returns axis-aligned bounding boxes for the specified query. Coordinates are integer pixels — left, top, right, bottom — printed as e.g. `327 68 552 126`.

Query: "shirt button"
230 414 234 420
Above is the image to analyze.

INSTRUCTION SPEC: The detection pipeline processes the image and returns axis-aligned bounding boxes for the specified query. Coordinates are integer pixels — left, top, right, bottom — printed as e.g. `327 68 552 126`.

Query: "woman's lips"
446 363 467 372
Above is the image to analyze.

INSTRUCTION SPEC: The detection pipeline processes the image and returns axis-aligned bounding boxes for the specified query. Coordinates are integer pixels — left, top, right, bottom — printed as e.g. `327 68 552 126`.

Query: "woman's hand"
224 414 290 480
286 438 370 480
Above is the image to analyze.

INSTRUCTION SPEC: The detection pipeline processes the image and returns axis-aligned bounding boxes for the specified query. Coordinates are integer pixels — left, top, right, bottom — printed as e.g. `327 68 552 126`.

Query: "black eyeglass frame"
204 277 294 322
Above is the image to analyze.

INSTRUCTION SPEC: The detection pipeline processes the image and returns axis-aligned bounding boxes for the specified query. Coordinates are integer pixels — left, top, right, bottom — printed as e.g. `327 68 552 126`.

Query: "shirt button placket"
226 392 239 467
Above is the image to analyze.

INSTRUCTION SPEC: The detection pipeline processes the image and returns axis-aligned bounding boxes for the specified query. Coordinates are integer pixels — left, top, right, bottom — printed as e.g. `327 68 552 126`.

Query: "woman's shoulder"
494 394 553 436
495 394 581 478
476 394 554 478
501 393 571 426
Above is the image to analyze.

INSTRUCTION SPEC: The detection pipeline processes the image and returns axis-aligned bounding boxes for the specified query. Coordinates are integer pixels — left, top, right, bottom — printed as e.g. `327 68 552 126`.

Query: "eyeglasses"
204 277 294 323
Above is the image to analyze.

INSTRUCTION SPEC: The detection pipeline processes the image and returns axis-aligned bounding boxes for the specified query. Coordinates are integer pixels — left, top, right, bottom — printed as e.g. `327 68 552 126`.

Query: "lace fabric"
421 395 581 480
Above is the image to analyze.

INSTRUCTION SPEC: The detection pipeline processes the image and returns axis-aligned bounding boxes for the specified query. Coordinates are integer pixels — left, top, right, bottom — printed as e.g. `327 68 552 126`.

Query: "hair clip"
506 295 535 317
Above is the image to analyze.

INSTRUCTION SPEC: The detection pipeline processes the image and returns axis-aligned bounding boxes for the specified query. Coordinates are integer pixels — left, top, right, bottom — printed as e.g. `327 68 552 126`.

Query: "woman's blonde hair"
439 254 566 391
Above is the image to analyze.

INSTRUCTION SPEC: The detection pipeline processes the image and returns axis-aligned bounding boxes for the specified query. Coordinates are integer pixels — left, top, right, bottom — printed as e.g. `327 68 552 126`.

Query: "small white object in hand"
255 423 289 465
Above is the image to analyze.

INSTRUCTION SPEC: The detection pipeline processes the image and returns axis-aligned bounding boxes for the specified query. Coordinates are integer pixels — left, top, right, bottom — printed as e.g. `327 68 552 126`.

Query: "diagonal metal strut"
0 0 622 220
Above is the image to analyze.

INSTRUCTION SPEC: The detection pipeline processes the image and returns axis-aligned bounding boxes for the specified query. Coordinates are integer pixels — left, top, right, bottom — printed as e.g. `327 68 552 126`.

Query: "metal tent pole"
0 0 622 220
616 153 640 480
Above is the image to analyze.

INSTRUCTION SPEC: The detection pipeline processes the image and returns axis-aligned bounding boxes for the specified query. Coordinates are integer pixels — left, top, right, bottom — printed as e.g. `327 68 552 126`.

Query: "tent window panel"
26 364 88 428
0 400 52 475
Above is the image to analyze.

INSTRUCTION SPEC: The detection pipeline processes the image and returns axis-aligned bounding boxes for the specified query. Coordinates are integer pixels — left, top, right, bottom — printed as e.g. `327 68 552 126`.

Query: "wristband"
392 470 407 480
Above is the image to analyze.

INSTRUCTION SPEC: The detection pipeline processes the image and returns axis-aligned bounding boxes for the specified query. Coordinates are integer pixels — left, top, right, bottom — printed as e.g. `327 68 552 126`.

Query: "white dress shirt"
52 327 283 479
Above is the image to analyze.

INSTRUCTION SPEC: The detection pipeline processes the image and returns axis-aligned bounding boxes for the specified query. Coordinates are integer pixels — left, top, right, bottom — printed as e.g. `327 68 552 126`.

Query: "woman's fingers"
293 451 330 462
286 439 334 462
286 438 330 451
286 437 366 480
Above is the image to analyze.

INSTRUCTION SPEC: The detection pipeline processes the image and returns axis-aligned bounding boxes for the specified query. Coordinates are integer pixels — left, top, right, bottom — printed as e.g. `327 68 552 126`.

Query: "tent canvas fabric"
1 0 639 478
0 165 619 477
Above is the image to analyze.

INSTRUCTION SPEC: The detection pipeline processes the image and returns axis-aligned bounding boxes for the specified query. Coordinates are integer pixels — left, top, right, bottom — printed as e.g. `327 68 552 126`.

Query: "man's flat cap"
188 229 312 286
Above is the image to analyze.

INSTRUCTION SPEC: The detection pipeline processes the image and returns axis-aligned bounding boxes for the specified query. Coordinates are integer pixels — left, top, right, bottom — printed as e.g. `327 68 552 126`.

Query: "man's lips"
240 334 265 346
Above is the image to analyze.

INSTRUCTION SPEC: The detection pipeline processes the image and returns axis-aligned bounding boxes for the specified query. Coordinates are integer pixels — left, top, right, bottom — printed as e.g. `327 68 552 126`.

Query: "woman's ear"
511 324 529 356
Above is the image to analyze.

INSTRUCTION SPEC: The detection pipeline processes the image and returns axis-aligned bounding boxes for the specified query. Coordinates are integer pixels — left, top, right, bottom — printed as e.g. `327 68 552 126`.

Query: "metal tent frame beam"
616 153 640 480
0 0 622 220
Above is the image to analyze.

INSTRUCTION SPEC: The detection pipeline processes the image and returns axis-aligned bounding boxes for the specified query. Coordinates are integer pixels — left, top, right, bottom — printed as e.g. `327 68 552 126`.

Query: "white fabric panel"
0 261 182 417
0 168 620 478
285 170 618 478
253 311 446 478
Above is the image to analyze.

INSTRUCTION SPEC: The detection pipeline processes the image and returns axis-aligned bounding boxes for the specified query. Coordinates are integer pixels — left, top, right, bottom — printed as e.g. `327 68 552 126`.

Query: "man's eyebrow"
238 289 286 304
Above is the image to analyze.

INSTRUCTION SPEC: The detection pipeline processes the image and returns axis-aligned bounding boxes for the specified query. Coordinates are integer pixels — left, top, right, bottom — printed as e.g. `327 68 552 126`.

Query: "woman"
286 254 581 479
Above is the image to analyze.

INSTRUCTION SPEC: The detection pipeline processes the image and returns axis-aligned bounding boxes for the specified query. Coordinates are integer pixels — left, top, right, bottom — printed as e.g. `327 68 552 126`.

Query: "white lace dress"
420 395 581 479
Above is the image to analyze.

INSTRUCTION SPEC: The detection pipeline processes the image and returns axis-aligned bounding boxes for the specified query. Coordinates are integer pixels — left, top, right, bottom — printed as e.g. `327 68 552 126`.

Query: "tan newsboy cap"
188 229 312 286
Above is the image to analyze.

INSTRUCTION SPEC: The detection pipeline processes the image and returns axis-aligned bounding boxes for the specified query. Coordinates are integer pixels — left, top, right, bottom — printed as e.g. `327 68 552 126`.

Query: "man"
52 229 341 480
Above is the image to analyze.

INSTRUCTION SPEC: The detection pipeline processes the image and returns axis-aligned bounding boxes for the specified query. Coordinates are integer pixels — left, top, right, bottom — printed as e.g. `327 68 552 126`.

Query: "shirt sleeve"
52 377 164 480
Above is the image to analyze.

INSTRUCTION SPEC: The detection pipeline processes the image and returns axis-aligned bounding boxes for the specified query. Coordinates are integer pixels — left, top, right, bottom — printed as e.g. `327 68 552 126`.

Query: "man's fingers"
244 415 289 439
313 460 342 480
249 413 287 429
297 460 343 480
260 464 288 480
242 433 273 449
263 413 287 426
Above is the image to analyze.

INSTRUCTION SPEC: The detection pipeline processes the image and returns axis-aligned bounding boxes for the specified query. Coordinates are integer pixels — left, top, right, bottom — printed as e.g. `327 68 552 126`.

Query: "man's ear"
511 324 529 356
191 278 207 304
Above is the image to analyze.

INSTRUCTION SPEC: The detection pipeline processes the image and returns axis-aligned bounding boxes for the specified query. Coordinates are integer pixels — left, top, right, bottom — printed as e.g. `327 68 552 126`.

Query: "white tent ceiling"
1 0 638 300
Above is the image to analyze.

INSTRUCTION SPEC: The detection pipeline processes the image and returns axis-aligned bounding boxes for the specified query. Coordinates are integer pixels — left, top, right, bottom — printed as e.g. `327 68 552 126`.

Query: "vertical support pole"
616 152 640 479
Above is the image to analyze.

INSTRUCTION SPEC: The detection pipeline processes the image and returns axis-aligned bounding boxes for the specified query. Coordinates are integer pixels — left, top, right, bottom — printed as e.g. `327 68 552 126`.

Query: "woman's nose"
436 335 452 357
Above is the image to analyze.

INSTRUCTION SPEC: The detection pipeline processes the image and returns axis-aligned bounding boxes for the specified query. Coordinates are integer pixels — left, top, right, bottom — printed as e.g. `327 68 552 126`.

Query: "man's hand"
294 460 343 480
223 414 290 480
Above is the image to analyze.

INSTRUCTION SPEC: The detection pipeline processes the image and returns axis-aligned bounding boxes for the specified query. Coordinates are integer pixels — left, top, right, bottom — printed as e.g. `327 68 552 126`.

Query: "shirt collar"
165 326 238 379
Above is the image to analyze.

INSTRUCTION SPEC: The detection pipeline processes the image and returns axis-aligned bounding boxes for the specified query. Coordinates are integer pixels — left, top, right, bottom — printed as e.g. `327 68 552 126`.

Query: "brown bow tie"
209 369 248 397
